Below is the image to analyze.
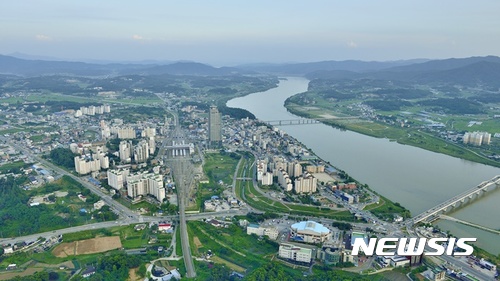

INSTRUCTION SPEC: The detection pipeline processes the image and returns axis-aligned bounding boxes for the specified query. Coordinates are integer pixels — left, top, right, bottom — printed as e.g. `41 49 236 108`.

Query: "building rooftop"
291 221 330 235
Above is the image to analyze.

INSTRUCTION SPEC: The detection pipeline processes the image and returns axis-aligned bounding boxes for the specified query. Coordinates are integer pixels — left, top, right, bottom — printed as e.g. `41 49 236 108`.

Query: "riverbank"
227 76 500 256
285 102 500 168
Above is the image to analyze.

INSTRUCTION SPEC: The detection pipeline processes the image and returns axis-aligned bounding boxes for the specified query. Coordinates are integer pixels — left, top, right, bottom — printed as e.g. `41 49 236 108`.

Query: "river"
227 76 500 254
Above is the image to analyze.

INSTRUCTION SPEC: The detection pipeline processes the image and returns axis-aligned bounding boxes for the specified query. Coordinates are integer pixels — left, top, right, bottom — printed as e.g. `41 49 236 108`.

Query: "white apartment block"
286 162 303 177
294 173 317 194
148 136 156 154
277 168 293 191
117 127 136 139
107 169 129 190
119 141 132 162
134 140 149 163
261 172 273 186
142 127 156 138
126 172 166 202
463 131 491 146
74 156 101 175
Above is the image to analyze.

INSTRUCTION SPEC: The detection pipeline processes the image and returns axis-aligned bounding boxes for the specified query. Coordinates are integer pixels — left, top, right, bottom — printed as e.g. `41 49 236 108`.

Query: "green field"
0 160 28 174
188 221 278 273
193 151 240 211
1 92 161 106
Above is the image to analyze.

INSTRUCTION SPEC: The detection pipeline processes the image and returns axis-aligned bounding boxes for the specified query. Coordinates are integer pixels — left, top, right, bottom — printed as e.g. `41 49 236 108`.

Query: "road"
0 209 248 246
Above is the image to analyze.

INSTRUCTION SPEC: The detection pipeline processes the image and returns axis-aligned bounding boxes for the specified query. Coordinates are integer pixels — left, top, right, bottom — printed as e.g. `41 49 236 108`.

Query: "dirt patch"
211 256 245 273
75 236 121 255
193 236 202 248
52 236 122 257
128 268 141 281
52 242 75 258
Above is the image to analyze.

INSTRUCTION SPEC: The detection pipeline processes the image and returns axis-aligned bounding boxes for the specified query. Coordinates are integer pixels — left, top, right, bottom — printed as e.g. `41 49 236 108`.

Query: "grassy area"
0 128 26 135
62 228 113 243
194 151 240 211
365 196 411 220
175 226 182 257
0 160 27 174
203 151 240 185
62 224 171 250
29 135 45 142
188 221 278 273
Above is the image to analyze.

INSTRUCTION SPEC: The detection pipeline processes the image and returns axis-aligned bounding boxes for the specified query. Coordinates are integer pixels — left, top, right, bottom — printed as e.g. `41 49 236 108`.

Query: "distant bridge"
410 175 500 224
264 116 360 126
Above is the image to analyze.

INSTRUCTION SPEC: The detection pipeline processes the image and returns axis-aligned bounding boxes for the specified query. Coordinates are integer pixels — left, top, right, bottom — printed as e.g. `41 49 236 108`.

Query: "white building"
463 131 491 146
117 127 136 139
278 242 316 263
261 172 273 186
277 168 293 191
246 224 279 240
107 169 129 190
148 136 156 154
119 141 132 162
126 172 166 202
143 127 156 138
287 162 303 177
134 140 149 163
294 173 317 194
74 156 101 175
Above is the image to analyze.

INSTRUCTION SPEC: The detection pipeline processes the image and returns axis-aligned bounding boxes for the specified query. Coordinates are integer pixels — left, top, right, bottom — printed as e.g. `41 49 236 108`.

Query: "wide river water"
227 76 500 254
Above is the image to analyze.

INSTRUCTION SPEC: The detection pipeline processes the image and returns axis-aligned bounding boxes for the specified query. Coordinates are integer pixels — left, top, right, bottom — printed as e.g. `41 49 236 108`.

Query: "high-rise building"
294 173 317 194
74 156 101 175
117 127 136 139
134 140 149 163
126 172 165 202
107 169 129 190
148 136 156 154
119 140 132 162
208 105 222 148
463 131 491 146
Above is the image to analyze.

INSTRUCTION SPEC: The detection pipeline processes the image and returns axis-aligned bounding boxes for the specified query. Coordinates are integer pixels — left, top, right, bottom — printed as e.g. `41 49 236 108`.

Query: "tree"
48 271 59 281
49 148 76 169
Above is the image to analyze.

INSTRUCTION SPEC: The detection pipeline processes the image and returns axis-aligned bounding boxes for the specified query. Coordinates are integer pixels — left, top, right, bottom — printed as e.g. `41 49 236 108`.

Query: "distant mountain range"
236 59 429 74
304 56 500 88
0 55 246 77
1 54 500 87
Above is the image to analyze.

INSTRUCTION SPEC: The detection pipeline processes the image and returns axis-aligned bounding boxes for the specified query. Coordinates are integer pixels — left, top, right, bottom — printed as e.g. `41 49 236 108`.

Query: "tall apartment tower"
208 105 222 148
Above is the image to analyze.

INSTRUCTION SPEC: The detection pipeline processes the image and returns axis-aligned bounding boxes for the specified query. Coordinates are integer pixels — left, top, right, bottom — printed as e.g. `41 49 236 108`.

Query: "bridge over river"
410 175 500 225
264 116 360 126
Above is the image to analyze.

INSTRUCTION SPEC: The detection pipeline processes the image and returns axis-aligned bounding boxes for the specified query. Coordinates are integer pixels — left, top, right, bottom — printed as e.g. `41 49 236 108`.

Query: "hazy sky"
1 0 500 65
